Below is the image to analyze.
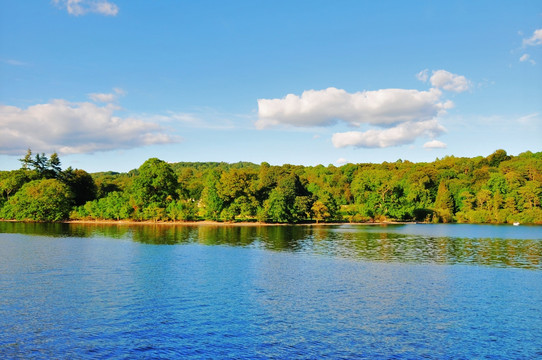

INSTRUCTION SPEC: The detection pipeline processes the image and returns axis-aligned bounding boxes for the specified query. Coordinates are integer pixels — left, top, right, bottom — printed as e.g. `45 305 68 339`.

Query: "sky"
1 0 541 173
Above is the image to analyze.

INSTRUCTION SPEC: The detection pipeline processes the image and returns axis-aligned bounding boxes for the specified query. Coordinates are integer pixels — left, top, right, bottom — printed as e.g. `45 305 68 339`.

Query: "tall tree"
433 181 454 222
132 158 178 207
200 170 223 221
19 149 62 179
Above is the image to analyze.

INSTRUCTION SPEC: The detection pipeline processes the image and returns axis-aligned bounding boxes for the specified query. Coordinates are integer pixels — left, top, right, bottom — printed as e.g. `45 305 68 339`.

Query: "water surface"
1 222 541 359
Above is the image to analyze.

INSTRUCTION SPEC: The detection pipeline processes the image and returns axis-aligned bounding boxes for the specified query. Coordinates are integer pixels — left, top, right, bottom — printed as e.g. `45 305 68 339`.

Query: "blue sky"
1 0 541 172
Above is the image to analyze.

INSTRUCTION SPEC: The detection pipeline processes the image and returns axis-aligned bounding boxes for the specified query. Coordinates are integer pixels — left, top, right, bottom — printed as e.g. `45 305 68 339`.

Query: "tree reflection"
1 222 540 269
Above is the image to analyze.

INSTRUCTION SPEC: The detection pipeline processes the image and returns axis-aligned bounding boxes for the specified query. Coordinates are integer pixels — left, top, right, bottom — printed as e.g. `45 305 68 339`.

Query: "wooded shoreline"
1 149 541 224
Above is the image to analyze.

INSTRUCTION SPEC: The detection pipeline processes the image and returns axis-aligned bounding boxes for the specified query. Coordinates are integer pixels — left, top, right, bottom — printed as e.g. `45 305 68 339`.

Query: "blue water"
1 223 541 359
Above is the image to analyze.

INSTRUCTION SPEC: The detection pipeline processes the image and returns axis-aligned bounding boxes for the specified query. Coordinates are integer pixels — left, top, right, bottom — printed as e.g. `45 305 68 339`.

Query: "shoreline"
3 219 534 226
62 219 413 226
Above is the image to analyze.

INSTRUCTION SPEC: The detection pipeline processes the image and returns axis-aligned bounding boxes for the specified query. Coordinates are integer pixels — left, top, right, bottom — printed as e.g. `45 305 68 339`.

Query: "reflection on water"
1 221 542 359
0 222 540 269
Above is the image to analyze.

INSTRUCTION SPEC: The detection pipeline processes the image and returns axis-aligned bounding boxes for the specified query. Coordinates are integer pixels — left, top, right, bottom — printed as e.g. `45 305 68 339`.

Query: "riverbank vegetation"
1 149 541 224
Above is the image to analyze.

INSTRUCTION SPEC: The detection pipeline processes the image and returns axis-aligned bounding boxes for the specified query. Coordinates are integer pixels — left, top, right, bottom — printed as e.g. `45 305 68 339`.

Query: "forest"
0 149 541 224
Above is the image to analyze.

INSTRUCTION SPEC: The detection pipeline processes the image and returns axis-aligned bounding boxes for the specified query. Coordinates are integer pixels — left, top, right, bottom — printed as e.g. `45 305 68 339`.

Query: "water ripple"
1 224 542 358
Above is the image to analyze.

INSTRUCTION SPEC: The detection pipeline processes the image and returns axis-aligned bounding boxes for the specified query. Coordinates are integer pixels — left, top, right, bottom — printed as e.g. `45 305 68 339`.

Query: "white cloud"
519 54 536 65
88 88 124 103
336 158 348 165
332 119 446 148
416 69 429 82
53 0 119 16
0 99 180 155
256 87 451 129
93 0 118 16
257 70 469 149
429 70 471 93
89 93 116 103
523 29 542 46
423 140 447 149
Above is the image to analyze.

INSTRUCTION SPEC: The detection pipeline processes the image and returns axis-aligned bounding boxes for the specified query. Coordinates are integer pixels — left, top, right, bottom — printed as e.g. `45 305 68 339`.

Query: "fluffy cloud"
423 140 447 149
332 119 445 148
429 70 470 93
53 0 119 16
523 29 542 47
0 99 180 155
256 87 450 129
417 69 470 93
256 70 468 149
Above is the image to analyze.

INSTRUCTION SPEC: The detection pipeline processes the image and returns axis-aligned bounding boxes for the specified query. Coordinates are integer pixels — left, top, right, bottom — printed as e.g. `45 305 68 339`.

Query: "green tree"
63 168 98 206
487 173 508 195
433 181 454 222
177 167 204 200
0 170 31 205
167 199 198 221
486 149 511 167
264 188 290 223
476 189 492 211
47 152 62 178
351 169 395 220
263 173 309 223
518 181 542 210
72 191 133 220
132 158 178 206
19 149 62 179
294 195 313 222
458 190 476 211
0 179 73 221
200 170 223 220
312 200 329 224
217 168 259 219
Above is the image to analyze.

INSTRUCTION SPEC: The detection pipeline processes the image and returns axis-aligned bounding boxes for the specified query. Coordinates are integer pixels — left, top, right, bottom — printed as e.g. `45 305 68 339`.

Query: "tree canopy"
0 179 73 221
1 149 541 224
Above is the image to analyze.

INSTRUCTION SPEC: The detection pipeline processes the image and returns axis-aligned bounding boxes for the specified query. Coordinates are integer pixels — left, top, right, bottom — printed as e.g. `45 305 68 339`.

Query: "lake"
1 222 541 359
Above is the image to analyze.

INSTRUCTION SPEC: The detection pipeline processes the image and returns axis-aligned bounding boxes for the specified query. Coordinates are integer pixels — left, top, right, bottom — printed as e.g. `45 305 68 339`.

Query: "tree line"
0 149 541 224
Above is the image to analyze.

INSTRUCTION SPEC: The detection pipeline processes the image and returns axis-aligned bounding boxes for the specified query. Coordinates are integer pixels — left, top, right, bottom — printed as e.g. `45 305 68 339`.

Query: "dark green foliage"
413 208 434 222
261 173 312 223
63 168 98 206
92 171 132 198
